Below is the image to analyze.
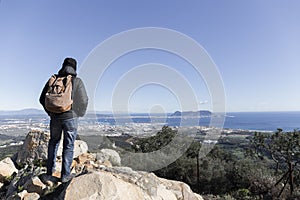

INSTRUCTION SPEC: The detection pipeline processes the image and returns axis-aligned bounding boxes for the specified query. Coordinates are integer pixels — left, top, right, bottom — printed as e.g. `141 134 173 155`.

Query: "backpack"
45 74 73 113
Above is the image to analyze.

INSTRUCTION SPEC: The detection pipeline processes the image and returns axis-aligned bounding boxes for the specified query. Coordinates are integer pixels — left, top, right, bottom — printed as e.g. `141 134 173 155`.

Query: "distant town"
0 109 254 154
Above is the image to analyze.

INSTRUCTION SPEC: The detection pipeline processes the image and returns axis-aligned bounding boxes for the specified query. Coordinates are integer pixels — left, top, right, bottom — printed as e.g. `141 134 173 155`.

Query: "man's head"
62 57 77 71
58 57 77 76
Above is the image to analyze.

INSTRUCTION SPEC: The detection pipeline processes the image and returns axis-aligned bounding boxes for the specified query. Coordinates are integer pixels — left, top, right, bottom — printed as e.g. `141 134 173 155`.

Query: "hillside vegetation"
130 126 300 200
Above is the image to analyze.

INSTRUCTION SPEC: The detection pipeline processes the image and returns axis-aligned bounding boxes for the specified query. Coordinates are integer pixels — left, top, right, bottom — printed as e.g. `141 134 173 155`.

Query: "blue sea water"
0 111 299 132
223 112 300 131
96 111 300 132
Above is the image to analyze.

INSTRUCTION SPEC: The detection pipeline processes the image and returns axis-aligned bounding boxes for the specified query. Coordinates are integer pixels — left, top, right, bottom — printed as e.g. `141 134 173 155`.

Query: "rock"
5 131 203 200
158 177 203 200
5 166 45 198
102 160 112 168
15 190 40 200
15 130 88 166
23 192 40 200
52 159 78 178
63 169 203 200
107 166 136 175
96 149 121 166
15 131 50 166
64 171 147 200
57 140 89 159
0 157 18 182
76 153 96 164
23 176 46 195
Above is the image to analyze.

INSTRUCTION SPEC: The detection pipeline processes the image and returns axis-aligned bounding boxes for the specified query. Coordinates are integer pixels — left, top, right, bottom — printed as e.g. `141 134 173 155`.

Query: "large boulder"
64 169 203 200
0 157 18 182
64 171 146 200
96 148 121 166
15 131 50 166
15 130 88 166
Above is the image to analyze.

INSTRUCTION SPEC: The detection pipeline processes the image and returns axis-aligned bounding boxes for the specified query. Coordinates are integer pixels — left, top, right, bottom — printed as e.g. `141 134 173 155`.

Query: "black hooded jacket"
39 66 88 119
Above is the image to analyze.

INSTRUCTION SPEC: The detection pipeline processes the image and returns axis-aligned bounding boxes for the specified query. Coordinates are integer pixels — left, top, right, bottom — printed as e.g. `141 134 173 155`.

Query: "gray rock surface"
64 170 203 200
15 131 50 166
96 148 121 166
0 157 18 182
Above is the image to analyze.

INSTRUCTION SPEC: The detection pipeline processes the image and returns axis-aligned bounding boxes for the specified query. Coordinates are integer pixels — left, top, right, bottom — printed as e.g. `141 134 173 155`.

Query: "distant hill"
170 110 211 117
0 108 45 116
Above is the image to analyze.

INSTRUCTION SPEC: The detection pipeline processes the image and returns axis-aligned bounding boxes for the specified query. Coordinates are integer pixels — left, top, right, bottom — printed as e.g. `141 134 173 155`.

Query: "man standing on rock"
39 57 88 183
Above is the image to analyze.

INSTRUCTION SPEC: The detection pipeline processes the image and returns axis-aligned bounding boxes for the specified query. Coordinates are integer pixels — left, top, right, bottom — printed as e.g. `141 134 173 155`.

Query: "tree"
132 125 177 153
185 141 202 193
250 129 300 197
132 126 202 192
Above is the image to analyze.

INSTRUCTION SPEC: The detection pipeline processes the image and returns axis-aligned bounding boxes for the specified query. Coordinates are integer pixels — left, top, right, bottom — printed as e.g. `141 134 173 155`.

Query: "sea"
95 111 300 132
222 112 300 131
0 111 299 132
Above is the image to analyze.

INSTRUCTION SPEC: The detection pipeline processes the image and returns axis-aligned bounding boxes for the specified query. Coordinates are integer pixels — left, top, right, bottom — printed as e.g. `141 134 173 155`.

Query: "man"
40 57 88 183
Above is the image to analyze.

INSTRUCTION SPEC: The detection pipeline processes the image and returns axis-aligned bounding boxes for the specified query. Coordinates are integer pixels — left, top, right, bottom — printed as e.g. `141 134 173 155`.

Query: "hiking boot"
40 174 60 187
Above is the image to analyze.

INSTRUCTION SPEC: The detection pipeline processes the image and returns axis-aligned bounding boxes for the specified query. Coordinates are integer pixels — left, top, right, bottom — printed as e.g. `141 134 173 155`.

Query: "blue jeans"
47 118 78 180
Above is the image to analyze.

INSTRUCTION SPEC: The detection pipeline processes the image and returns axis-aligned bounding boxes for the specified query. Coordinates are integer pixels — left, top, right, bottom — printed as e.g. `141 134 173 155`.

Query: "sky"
0 0 300 113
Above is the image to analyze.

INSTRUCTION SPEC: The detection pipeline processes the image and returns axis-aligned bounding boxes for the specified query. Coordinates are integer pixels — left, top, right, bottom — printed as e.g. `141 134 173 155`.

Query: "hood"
58 65 77 77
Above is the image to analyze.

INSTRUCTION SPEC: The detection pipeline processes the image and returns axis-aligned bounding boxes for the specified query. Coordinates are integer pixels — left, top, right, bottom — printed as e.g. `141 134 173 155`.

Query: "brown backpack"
45 75 73 113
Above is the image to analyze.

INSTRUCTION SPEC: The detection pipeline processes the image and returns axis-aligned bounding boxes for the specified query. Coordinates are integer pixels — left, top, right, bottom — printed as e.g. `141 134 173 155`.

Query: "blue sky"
0 0 300 113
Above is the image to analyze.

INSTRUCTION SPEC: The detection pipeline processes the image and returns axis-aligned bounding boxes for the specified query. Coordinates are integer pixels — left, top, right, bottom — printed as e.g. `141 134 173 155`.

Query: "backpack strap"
47 75 58 93
70 75 75 100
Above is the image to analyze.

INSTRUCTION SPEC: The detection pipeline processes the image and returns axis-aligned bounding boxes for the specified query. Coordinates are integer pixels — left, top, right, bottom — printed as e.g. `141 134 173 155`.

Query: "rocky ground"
0 130 203 200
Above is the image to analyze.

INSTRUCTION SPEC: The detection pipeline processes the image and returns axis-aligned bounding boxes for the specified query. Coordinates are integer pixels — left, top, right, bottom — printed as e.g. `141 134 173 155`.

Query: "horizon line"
1 108 300 114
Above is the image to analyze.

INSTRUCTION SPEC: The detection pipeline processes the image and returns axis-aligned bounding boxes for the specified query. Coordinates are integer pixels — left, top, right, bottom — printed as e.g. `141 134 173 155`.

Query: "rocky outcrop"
0 130 203 200
15 130 88 167
64 169 202 200
15 130 50 166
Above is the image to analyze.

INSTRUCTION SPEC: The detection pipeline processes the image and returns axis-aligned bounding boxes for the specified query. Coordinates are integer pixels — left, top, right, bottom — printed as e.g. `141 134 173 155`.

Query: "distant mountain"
170 110 211 117
0 108 45 116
